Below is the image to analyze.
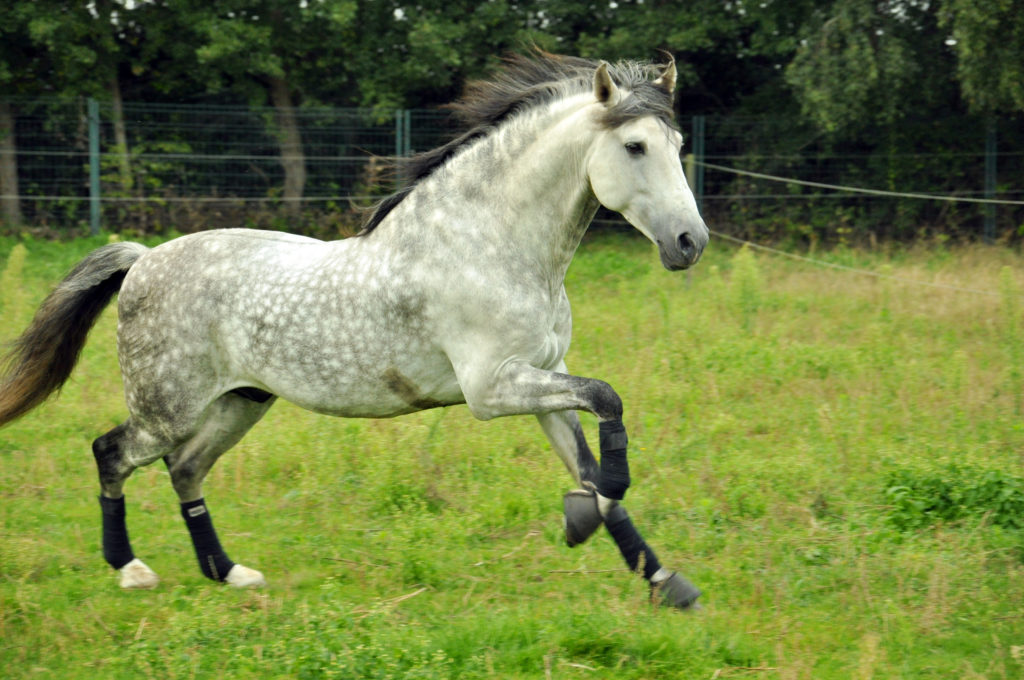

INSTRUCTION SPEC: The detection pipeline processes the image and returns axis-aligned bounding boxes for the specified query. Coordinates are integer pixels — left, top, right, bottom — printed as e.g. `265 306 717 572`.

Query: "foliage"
785 0 1024 131
2 1 1024 240
940 0 1024 113
885 463 1024 531
786 0 936 131
2 0 1022 118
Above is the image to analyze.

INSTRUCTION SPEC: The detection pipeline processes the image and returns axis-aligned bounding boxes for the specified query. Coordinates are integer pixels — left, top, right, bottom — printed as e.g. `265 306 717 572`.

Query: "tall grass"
1001 266 1023 417
1 232 1023 678
0 243 28 329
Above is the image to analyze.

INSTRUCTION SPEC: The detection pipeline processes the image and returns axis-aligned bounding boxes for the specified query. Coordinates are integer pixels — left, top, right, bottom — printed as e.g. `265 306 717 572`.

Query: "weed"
729 244 762 331
884 463 1024 531
0 242 28 325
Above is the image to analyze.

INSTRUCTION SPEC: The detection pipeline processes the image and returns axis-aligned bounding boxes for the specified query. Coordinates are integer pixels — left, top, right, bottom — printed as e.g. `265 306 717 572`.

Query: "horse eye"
625 141 646 156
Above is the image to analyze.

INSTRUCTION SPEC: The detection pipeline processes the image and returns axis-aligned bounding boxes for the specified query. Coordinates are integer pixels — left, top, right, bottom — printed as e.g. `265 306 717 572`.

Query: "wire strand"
710 230 1010 298
699 160 1024 206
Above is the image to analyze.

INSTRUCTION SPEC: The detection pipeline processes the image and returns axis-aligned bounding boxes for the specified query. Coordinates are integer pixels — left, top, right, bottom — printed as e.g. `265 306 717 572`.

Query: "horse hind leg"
164 391 275 588
93 391 273 589
93 420 178 589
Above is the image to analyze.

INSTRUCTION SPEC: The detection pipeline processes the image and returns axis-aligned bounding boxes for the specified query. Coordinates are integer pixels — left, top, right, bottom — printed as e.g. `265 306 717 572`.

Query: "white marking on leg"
596 492 617 519
225 564 266 588
118 558 159 589
650 567 672 584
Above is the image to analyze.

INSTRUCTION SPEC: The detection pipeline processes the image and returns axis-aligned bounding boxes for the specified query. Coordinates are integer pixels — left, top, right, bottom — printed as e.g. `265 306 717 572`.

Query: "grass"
1 231 1023 678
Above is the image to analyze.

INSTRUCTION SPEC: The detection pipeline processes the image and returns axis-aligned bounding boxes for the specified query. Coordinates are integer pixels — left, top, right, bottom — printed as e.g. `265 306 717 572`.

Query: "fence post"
984 117 997 243
684 153 696 196
404 109 412 156
690 114 706 213
0 99 23 227
394 109 413 156
88 97 101 235
395 108 404 158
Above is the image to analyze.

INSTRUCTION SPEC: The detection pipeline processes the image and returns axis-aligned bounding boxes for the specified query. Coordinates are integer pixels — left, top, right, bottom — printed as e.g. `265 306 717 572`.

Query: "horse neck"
408 95 601 284
493 99 603 277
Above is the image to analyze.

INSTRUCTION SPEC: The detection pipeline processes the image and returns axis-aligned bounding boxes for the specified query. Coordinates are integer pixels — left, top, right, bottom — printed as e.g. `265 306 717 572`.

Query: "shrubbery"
884 463 1024 531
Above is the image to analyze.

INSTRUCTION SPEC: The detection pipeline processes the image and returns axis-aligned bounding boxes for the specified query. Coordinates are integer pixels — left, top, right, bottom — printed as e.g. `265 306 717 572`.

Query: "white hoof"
119 558 159 590
225 564 266 588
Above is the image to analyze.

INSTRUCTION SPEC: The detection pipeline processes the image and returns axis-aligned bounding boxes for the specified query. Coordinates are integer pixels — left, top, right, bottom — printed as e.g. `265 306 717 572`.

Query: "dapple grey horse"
0 52 708 608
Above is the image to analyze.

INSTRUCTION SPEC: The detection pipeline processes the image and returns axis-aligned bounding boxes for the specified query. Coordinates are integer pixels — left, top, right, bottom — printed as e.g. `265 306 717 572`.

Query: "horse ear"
654 57 677 95
594 62 622 106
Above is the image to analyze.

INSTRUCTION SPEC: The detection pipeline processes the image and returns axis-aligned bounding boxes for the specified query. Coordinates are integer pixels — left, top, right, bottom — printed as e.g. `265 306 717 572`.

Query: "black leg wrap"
597 419 630 501
100 495 135 570
604 503 662 581
181 499 235 582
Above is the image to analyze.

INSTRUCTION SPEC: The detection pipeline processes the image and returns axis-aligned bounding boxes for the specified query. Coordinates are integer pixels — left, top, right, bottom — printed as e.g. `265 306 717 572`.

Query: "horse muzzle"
658 224 708 271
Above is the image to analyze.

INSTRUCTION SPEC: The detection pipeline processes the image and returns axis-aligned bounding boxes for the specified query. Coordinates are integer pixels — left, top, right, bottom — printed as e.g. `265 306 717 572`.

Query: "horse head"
586 59 709 271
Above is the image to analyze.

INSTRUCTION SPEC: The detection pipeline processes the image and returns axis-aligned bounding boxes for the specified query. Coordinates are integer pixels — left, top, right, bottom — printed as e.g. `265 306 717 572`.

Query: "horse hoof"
119 558 159 589
652 572 701 610
225 564 266 588
563 488 603 547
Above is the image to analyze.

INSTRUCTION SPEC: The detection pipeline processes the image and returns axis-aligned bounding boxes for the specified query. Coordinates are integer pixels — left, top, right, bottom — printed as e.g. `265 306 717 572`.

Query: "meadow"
1 230 1022 679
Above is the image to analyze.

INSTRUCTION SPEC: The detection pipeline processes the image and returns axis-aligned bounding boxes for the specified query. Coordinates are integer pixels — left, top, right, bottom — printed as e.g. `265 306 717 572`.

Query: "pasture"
1 231 1022 679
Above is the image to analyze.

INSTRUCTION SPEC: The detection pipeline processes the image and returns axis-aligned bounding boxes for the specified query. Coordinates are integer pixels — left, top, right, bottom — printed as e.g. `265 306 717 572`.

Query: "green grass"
1 231 1023 678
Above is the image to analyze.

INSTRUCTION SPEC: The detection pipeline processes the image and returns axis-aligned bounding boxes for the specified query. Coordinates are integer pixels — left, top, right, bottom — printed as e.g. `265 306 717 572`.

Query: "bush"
884 463 1024 531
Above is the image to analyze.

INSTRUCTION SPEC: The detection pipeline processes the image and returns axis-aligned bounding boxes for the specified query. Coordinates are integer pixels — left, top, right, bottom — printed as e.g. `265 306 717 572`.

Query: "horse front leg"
463 361 701 609
538 409 701 609
537 410 603 546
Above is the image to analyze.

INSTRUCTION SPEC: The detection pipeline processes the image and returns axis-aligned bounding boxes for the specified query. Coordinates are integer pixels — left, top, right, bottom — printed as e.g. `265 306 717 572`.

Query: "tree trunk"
110 75 133 193
0 100 22 228
268 76 306 217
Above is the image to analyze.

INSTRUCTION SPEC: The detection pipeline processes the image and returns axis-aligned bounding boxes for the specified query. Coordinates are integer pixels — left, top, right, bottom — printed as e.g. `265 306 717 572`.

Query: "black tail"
0 242 148 427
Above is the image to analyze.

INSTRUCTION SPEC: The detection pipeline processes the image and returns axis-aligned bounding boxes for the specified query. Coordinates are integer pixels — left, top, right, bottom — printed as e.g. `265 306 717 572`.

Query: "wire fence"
692 114 1023 243
1 97 1021 241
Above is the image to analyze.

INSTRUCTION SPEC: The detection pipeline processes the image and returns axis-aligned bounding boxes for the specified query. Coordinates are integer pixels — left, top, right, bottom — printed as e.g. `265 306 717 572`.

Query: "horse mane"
358 51 676 235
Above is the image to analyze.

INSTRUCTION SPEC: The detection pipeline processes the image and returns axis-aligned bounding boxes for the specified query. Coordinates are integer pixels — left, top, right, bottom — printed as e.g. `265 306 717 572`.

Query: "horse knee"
92 425 123 463
587 382 623 422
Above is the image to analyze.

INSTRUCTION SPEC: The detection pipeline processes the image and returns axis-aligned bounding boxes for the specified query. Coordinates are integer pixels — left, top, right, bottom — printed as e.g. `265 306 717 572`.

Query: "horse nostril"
678 232 696 259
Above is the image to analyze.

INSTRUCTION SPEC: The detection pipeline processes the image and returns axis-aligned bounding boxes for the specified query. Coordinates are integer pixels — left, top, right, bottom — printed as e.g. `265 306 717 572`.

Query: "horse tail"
0 242 149 427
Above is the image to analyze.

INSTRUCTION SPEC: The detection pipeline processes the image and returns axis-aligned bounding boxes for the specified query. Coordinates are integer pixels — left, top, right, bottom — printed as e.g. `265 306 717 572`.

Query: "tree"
783 0 1024 129
336 0 549 112
166 0 361 213
940 0 1024 114
523 0 818 117
784 0 954 131
25 0 144 192
0 3 37 227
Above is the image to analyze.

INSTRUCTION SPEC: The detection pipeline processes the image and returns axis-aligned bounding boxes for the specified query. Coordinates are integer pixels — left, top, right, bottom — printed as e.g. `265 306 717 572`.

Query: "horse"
0 52 708 609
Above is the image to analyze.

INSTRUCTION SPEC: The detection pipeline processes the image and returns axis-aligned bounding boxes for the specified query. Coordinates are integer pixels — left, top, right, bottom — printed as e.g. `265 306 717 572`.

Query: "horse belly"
231 289 464 418
257 348 465 418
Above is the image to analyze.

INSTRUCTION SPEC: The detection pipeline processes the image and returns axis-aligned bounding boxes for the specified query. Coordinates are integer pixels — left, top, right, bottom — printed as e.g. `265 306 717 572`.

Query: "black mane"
358 52 675 235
